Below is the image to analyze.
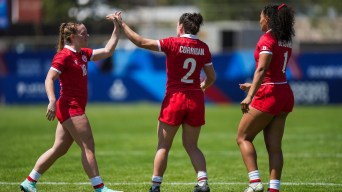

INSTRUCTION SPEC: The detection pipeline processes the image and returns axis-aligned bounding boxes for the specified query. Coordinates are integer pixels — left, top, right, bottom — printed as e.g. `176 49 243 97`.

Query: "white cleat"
94 186 123 192
244 182 264 192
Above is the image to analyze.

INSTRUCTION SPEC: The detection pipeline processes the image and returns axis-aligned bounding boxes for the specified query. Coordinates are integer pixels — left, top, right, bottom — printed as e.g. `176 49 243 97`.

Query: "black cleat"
150 186 160 192
20 185 26 192
193 184 210 192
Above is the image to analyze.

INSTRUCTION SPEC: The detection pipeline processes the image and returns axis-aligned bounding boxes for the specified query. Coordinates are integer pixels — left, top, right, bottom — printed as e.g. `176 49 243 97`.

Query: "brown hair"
179 13 203 35
56 22 81 52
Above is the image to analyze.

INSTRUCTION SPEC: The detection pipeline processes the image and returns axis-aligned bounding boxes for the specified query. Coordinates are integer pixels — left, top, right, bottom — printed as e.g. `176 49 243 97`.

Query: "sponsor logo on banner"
290 81 329 104
109 79 127 100
17 81 46 98
307 65 342 79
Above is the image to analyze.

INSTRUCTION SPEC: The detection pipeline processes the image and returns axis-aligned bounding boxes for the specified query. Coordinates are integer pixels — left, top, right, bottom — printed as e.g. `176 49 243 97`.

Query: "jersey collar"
64 45 77 53
180 34 198 39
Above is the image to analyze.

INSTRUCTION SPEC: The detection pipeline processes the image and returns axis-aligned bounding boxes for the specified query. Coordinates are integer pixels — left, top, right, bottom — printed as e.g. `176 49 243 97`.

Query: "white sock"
248 170 261 183
197 171 208 186
90 176 103 188
152 175 162 189
28 169 41 182
269 179 280 190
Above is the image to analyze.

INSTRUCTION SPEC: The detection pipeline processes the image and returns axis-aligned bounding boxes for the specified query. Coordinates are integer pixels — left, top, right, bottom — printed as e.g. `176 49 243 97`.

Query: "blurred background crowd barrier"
0 0 341 105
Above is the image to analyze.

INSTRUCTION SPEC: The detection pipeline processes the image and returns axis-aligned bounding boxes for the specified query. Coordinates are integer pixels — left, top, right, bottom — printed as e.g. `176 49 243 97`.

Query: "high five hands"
106 11 123 26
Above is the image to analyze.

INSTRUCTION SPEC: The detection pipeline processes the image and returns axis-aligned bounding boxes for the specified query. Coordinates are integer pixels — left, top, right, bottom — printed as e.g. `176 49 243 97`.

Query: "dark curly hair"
179 13 203 35
262 4 295 42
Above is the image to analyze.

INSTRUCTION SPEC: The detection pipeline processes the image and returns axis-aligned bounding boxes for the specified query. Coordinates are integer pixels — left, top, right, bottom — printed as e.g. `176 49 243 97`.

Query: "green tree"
42 0 77 24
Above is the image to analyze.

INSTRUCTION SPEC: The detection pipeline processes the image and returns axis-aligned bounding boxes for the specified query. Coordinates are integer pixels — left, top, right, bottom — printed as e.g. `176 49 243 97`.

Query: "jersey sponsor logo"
179 46 204 56
82 55 88 62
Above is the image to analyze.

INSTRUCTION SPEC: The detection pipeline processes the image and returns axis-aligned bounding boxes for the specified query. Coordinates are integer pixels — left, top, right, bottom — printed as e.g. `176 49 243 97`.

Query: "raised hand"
106 11 123 26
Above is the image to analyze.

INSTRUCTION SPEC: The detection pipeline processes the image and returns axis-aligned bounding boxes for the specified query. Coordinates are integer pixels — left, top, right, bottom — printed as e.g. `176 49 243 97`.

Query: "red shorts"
159 90 205 127
251 84 294 115
56 96 87 123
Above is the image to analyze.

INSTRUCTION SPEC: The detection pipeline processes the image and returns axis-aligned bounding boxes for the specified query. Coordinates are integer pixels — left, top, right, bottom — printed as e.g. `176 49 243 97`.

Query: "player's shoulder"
258 32 276 46
53 49 72 62
56 48 72 56
197 39 209 48
261 32 275 42
81 47 92 53
160 36 176 42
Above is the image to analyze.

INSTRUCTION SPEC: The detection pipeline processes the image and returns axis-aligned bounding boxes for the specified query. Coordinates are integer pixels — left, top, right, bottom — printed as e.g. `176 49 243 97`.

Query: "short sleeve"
159 37 174 54
81 48 93 61
51 52 67 74
258 34 275 55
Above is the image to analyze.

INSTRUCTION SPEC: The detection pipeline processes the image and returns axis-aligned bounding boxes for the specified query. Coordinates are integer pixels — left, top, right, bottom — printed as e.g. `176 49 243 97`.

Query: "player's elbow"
256 66 267 75
102 48 114 58
210 73 217 83
135 41 144 48
135 38 158 51
137 39 151 49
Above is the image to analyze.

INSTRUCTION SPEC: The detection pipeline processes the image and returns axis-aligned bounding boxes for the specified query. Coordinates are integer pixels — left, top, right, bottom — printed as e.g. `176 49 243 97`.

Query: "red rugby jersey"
158 34 212 93
51 45 93 99
254 30 292 84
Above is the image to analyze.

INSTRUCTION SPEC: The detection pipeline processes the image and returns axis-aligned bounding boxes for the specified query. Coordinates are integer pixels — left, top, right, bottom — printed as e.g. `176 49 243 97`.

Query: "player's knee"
236 135 245 145
236 134 254 146
52 146 69 157
182 142 198 152
236 137 244 146
79 138 95 153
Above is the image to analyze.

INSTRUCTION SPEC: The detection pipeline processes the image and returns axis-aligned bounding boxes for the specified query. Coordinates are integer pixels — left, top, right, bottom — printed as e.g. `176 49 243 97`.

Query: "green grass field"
0 104 341 192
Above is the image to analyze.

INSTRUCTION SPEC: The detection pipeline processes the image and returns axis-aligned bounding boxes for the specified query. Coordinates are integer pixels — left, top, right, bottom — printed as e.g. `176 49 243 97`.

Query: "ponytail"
57 23 67 52
56 22 80 52
277 4 295 42
262 4 295 42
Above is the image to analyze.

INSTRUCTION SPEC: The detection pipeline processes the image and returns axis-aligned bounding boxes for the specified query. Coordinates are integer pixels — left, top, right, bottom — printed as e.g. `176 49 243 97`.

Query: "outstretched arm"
109 11 159 52
92 12 121 61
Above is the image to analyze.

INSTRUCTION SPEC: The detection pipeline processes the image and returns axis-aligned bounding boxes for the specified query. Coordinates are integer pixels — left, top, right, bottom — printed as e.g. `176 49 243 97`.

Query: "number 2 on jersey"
282 51 288 73
181 58 196 83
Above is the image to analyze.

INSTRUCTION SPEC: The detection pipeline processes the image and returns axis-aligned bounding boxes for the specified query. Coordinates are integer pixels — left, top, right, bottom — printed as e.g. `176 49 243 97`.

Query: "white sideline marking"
3 181 342 186
95 151 342 158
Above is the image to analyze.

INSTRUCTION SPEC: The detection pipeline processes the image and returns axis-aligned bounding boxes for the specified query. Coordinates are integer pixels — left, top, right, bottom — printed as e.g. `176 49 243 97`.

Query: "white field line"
94 151 342 158
1 181 341 186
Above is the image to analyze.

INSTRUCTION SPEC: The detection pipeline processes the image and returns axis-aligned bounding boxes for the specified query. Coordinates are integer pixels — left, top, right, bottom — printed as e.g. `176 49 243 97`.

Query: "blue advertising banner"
296 52 342 80
0 0 8 29
2 75 56 104
0 49 341 104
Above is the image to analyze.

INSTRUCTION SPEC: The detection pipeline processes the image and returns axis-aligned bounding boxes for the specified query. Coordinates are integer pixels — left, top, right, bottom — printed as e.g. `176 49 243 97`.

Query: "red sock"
27 176 37 183
268 188 279 192
93 183 104 189
250 179 261 183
